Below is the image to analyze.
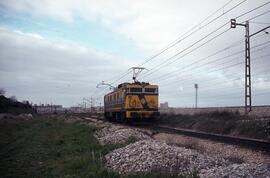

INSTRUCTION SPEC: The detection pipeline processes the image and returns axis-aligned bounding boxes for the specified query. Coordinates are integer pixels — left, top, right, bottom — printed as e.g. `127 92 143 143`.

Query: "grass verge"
0 117 197 178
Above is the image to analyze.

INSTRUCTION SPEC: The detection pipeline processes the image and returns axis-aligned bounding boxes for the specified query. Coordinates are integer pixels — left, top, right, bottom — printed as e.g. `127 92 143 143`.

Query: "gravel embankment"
105 139 229 174
95 125 151 145
93 121 270 177
199 163 270 178
154 133 270 164
105 139 270 177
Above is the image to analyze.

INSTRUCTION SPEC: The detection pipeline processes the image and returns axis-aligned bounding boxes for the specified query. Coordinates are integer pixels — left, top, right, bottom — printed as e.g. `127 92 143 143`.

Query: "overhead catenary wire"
250 21 270 25
167 90 270 107
95 1 270 107
94 0 246 96
141 26 231 79
155 39 270 85
199 90 270 100
152 13 269 105
158 49 270 93
143 10 270 86
246 9 270 21
95 0 246 93
138 0 243 67
140 3 270 80
95 70 132 97
234 1 270 19
140 0 270 75
164 64 270 96
188 65 270 90
164 49 270 88
162 52 270 97
172 66 270 95
148 33 268 82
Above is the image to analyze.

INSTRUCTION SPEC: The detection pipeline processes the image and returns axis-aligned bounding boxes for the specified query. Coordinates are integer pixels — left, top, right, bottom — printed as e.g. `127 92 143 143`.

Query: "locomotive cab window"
144 88 158 93
129 88 142 93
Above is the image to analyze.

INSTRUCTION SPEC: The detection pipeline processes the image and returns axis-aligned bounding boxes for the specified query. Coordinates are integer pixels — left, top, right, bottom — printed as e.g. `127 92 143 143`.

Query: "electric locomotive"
103 67 159 121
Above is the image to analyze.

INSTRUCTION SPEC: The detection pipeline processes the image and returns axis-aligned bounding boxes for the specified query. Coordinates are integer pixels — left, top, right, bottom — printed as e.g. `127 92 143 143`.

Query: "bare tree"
0 88 5 96
9 96 17 102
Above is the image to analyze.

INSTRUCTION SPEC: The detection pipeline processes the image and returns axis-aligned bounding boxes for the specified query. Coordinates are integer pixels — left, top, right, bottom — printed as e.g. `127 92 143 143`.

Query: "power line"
140 2 270 80
138 0 242 67
250 21 270 25
163 60 270 100
149 38 244 82
154 39 270 85
94 0 246 93
168 51 270 87
199 90 270 100
234 1 270 19
112 1 246 80
199 66 270 88
163 35 270 82
141 26 231 79
247 10 270 21
174 68 270 95
148 33 268 82
168 88 270 103
95 70 132 97
160 49 270 89
94 2 270 105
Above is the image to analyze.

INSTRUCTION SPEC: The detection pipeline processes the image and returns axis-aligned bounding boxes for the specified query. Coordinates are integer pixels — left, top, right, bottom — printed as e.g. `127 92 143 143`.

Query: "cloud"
0 27 134 106
2 0 270 52
0 0 270 107
0 0 246 51
13 30 44 39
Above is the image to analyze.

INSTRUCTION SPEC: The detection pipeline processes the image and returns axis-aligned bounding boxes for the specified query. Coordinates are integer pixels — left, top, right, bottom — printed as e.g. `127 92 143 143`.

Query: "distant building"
36 104 65 114
35 104 104 114
91 106 104 113
68 106 87 113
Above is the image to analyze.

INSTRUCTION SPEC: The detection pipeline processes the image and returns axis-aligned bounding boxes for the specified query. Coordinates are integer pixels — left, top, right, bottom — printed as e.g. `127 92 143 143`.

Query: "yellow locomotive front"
124 83 159 119
104 82 159 121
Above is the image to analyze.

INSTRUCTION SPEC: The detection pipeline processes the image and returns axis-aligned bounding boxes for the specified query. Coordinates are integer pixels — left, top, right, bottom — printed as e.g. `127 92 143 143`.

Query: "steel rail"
81 114 270 152
153 125 270 152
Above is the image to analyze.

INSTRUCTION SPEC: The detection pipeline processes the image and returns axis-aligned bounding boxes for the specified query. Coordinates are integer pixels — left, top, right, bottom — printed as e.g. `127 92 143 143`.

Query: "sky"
0 0 270 107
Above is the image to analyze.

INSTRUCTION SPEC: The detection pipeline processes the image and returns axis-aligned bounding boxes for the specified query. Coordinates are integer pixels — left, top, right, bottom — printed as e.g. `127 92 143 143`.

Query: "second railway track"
151 125 270 152
82 115 270 152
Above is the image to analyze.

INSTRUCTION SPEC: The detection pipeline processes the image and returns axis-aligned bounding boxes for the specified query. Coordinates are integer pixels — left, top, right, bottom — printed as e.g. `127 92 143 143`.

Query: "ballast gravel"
105 139 229 175
105 139 270 177
94 124 270 177
95 125 151 145
199 163 270 178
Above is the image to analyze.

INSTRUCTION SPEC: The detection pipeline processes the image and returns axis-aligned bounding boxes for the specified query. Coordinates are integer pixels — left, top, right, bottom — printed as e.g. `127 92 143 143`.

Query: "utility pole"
194 84 198 109
231 19 251 113
90 97 93 113
231 19 270 113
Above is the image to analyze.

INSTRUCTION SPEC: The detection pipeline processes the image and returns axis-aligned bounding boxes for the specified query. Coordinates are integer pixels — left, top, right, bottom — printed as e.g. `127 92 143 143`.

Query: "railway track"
151 125 270 152
82 115 270 152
